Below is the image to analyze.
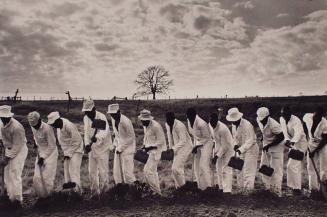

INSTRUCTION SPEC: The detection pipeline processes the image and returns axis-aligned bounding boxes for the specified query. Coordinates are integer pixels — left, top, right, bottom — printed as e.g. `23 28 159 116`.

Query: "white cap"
257 107 270 121
0 105 14 118
47 111 60 125
138 109 153 121
107 104 120 114
82 99 95 112
27 111 40 127
226 107 243 122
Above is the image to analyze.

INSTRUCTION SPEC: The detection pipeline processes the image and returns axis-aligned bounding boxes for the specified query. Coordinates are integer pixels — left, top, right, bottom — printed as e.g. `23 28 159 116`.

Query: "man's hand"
263 145 270 152
85 144 92 153
192 146 198 154
192 145 203 154
211 155 218 165
64 156 71 161
284 140 294 148
91 136 97 143
144 146 157 153
37 157 44 166
309 151 315 159
3 156 10 166
234 145 239 152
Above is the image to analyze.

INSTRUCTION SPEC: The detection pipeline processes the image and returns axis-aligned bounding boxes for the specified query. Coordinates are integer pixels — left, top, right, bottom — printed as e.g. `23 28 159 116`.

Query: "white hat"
47 111 60 125
0 105 14 118
107 104 120 114
257 107 270 121
82 99 95 112
27 111 40 127
226 107 243 122
138 109 153 121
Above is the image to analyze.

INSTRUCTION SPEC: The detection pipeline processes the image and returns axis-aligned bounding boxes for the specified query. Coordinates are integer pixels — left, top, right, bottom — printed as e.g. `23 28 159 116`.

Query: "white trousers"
194 142 214 190
33 149 58 198
215 151 233 193
144 151 161 194
237 151 258 191
260 151 284 195
113 153 136 184
307 145 327 191
286 157 302 190
64 152 82 193
89 151 110 195
4 145 28 202
172 147 192 188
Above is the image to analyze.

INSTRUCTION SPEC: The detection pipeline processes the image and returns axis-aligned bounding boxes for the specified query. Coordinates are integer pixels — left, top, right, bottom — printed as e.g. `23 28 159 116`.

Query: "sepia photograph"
0 0 327 216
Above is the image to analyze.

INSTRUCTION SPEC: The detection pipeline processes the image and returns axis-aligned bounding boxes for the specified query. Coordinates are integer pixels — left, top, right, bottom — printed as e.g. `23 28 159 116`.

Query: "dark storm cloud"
219 0 327 28
65 41 85 49
159 3 188 23
94 43 119 52
194 15 211 32
46 2 84 19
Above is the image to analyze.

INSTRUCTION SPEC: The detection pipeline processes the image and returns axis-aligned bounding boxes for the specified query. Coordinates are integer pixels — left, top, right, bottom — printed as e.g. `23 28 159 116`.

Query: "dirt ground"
1 190 327 217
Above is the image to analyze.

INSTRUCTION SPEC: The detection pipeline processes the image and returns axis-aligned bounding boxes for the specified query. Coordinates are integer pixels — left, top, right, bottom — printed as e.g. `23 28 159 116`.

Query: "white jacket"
165 119 193 153
0 118 27 158
303 113 327 151
111 114 136 155
84 111 111 157
256 117 284 153
31 121 58 159
232 118 259 154
187 115 211 147
143 120 167 152
209 121 234 158
57 118 84 157
280 115 307 152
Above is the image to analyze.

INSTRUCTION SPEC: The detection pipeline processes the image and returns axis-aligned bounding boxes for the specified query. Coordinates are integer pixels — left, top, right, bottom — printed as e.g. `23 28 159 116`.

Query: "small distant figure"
13 89 19 104
65 91 72 112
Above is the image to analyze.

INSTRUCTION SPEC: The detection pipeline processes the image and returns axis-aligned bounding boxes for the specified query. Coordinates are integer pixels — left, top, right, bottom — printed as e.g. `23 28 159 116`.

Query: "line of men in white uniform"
0 101 326 206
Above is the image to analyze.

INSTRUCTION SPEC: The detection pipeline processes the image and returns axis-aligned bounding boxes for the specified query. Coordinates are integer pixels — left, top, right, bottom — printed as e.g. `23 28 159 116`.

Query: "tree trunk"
152 92 156 100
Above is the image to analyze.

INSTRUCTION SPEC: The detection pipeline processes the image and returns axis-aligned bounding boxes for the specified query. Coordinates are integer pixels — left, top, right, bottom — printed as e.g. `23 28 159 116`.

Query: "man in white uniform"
83 99 111 196
108 104 136 185
280 106 307 196
186 108 213 190
256 107 285 196
165 112 193 188
139 109 166 195
226 107 259 192
47 111 84 194
303 107 327 199
0 105 28 207
28 111 58 198
209 112 234 194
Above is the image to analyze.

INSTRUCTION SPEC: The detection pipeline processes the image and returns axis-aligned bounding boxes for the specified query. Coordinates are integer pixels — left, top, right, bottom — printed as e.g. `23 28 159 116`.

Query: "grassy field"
1 96 327 216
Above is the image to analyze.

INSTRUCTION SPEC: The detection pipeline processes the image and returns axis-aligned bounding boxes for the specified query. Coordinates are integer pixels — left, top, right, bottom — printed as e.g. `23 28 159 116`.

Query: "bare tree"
135 65 173 100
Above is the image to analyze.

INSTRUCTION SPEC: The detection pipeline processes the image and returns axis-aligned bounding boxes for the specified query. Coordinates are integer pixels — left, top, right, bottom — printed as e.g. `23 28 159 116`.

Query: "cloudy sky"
1 0 327 99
